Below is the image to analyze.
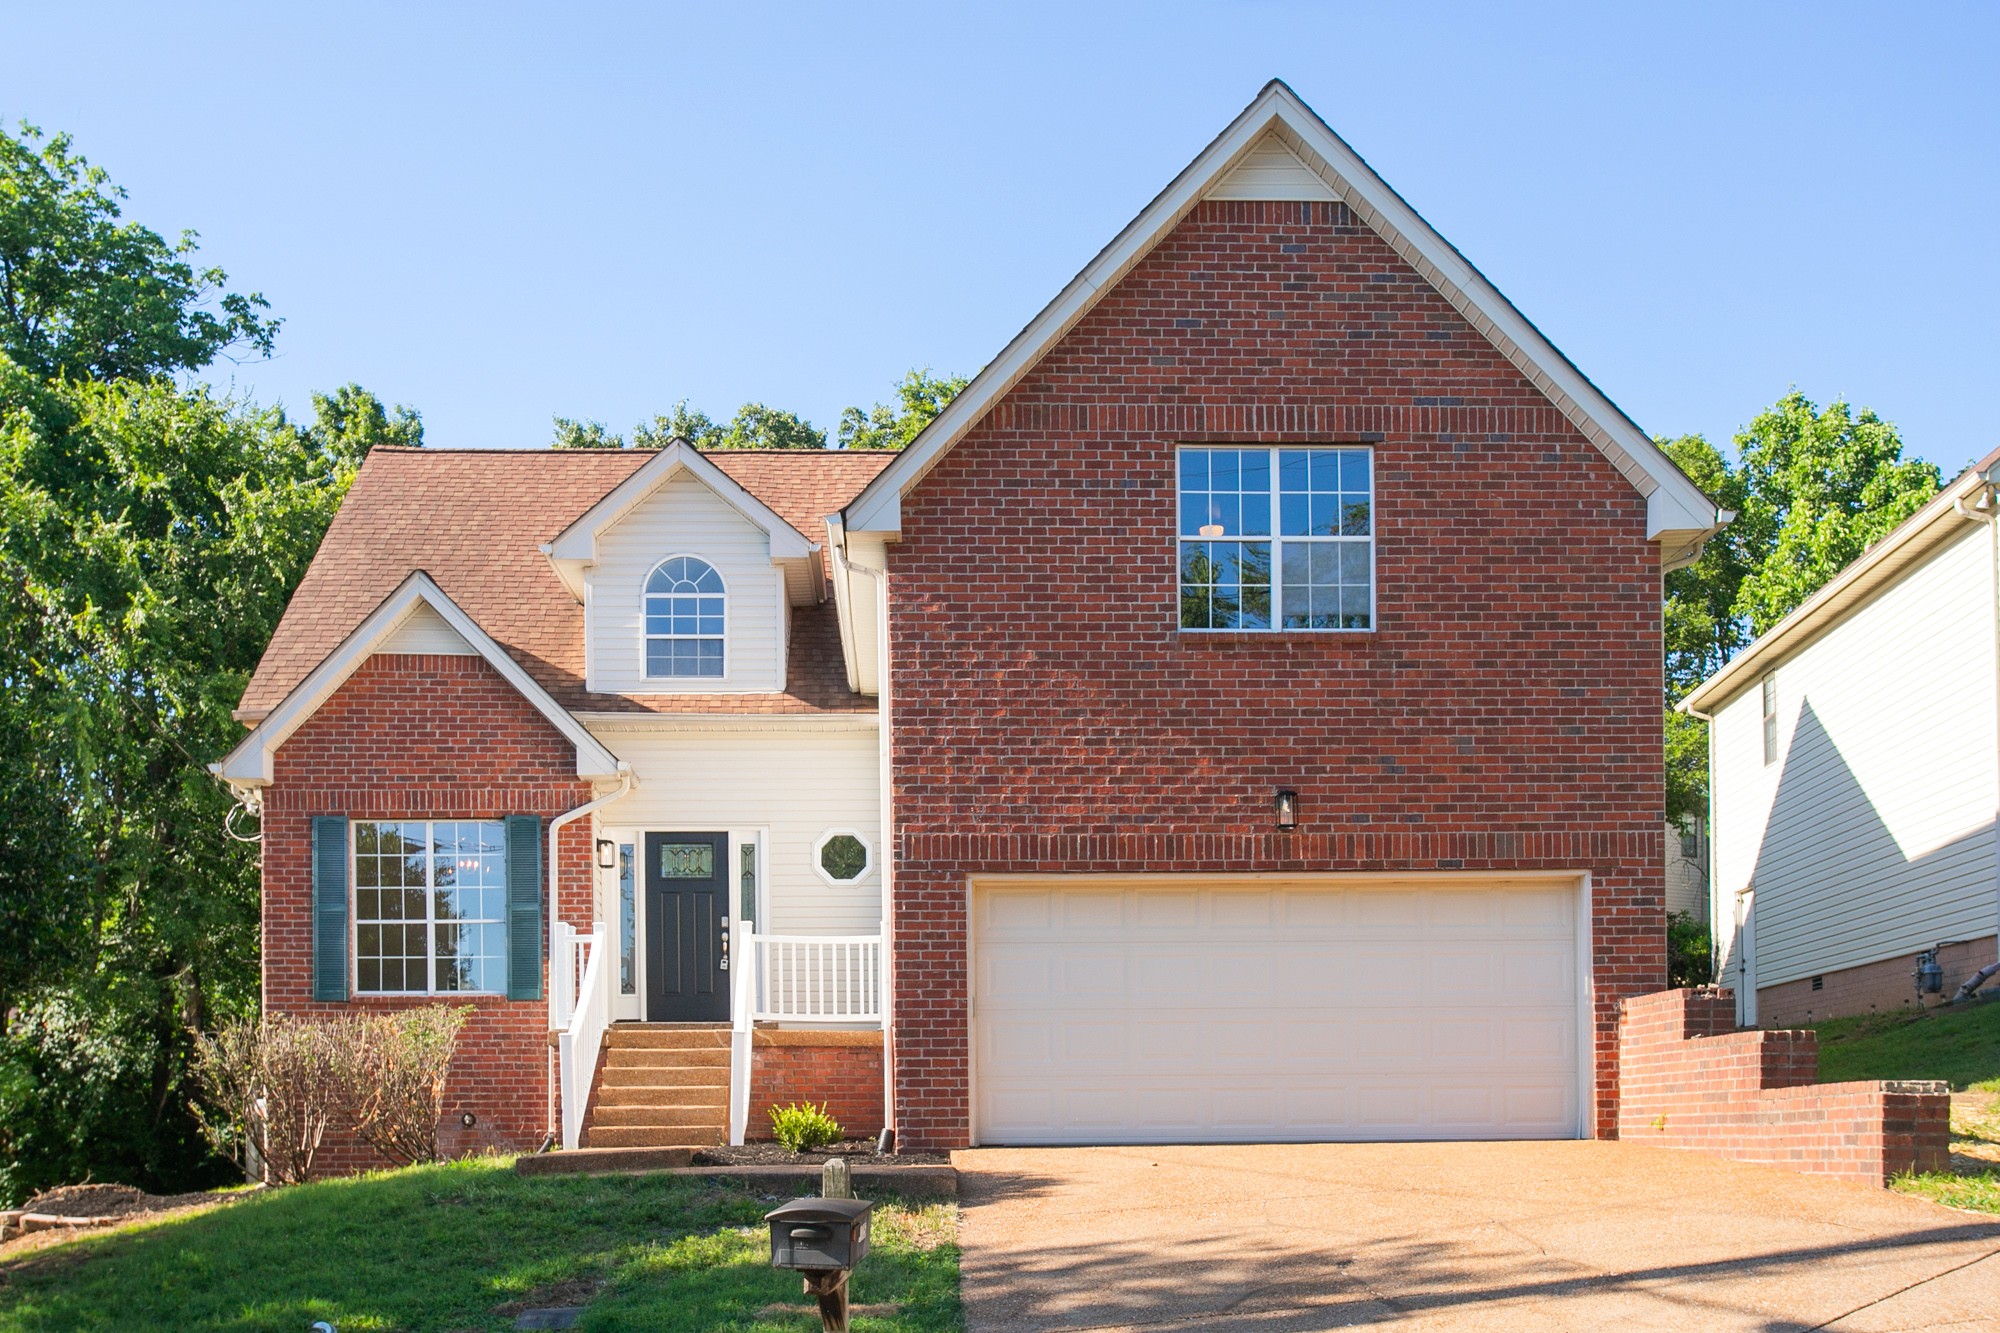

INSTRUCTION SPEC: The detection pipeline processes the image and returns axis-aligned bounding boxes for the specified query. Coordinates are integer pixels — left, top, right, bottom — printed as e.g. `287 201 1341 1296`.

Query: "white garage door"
972 879 1582 1144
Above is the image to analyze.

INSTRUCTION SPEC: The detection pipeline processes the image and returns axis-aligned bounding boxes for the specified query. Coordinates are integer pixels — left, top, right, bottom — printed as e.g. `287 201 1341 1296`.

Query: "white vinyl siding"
1205 133 1339 202
376 602 476 656
1711 521 1998 990
587 724 882 935
586 472 785 695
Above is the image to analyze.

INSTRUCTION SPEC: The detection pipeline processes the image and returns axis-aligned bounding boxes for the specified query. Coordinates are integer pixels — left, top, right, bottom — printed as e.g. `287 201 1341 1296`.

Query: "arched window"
644 557 725 678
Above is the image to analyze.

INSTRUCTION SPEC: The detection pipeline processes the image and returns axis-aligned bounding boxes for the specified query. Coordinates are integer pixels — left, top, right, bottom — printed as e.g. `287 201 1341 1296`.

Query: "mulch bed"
693 1140 951 1167
1 1183 249 1266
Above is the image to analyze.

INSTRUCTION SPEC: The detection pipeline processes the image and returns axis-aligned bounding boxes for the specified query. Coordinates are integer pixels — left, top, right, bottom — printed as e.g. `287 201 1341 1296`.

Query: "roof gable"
215 572 623 787
545 441 816 597
845 80 1722 565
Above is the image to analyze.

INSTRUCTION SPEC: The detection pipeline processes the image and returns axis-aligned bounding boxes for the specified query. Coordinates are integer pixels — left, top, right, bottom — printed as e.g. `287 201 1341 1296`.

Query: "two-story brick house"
217 81 1722 1164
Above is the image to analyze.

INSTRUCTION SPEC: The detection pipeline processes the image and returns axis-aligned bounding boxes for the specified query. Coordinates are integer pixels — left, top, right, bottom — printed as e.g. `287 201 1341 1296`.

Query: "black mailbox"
766 1197 873 1271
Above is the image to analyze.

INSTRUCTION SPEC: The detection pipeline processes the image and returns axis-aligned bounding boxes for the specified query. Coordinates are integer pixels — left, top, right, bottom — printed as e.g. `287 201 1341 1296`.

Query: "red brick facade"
263 653 595 1170
1618 988 1948 1185
747 1030 884 1142
885 199 1667 1148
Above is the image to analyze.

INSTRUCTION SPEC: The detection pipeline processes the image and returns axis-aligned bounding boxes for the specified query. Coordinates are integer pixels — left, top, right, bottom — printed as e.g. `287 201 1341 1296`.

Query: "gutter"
544 764 635 1139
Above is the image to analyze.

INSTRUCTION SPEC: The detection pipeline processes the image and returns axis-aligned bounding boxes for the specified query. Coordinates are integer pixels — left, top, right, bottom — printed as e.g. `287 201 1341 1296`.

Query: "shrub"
191 1004 470 1184
769 1101 842 1153
1668 910 1714 989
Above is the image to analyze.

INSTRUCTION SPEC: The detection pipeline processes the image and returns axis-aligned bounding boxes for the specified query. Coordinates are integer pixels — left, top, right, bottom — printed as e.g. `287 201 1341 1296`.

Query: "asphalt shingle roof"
237 447 895 719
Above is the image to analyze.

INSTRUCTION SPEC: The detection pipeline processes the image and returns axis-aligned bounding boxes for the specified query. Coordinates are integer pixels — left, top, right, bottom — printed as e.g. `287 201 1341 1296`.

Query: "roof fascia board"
846 80 1719 543
547 442 817 567
214 573 622 784
1682 469 1991 714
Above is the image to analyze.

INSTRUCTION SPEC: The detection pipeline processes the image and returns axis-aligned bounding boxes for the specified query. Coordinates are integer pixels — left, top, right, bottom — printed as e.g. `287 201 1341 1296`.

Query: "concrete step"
602 1026 730 1051
585 1124 724 1149
596 1065 728 1090
590 1103 729 1129
603 1047 730 1070
593 1082 728 1108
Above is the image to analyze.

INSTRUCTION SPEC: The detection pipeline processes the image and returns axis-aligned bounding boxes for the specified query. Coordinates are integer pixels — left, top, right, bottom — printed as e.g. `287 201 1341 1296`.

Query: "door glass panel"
618 843 636 996
739 841 757 928
659 843 714 878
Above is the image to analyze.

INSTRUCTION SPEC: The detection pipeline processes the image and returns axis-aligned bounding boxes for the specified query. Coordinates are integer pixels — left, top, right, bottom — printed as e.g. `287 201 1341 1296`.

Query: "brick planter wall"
886 198 1666 1148
264 652 594 1174
748 1029 884 1141
1618 987 1948 1185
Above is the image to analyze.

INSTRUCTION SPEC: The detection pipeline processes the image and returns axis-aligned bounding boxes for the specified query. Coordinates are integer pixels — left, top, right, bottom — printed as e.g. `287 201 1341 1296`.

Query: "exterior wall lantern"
595 838 617 870
1274 788 1299 831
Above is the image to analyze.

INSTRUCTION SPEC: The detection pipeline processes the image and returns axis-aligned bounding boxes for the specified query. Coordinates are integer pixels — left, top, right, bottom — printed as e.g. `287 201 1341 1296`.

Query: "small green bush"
1668 910 1713 989
768 1101 843 1153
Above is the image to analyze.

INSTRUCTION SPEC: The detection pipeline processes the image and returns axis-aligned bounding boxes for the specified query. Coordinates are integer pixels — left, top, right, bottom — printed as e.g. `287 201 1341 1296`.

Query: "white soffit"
213 572 621 784
543 440 816 597
845 80 1720 548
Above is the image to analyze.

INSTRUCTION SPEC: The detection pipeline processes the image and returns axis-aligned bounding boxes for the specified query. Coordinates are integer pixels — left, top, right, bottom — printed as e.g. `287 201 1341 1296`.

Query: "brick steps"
581 1023 731 1149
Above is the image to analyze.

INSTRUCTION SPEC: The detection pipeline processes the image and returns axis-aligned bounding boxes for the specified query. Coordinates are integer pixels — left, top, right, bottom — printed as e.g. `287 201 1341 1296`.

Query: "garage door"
972 879 1582 1144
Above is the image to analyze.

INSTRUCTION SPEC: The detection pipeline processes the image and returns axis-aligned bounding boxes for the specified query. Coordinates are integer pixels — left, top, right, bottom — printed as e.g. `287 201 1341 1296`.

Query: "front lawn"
1812 998 2000 1090
0 1158 958 1332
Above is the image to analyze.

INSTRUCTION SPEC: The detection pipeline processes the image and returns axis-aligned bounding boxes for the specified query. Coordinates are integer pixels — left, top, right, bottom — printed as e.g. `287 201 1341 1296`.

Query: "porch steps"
581 1023 731 1149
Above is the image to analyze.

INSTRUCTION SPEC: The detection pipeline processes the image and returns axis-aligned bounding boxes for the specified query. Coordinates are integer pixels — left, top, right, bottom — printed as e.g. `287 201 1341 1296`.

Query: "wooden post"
801 1268 851 1332
821 1156 852 1199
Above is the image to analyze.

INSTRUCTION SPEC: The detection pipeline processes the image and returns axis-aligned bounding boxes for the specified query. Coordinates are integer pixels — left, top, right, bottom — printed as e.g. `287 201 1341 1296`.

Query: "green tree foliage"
1661 392 1942 823
837 367 969 450
0 124 279 380
552 399 827 451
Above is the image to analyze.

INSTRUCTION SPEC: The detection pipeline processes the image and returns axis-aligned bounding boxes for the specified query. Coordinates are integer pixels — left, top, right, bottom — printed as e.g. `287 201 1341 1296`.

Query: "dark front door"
644 832 730 1022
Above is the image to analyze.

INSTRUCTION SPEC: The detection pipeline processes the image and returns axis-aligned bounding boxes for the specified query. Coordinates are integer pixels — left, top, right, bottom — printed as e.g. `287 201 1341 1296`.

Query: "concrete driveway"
954 1142 2000 1331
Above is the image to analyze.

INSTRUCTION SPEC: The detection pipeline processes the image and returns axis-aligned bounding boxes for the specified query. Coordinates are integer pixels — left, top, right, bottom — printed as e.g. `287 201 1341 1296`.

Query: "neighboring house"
1666 817 1708 920
217 80 1723 1164
1683 452 2000 1028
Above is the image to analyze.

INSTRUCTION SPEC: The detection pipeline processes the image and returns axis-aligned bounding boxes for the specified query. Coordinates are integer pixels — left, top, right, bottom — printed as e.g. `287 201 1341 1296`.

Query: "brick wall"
264 652 594 1172
1618 987 1948 1185
885 198 1666 1148
748 1030 884 1141
1759 936 1998 1027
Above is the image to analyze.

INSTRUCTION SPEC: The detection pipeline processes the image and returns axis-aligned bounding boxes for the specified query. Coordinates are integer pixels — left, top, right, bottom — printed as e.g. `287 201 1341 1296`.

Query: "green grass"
1811 998 2000 1091
0 1158 959 1332
1893 1171 2000 1213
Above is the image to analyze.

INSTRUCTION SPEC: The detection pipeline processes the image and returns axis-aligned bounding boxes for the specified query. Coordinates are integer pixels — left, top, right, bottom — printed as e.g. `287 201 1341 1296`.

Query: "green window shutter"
311 816 349 1002
505 815 544 1001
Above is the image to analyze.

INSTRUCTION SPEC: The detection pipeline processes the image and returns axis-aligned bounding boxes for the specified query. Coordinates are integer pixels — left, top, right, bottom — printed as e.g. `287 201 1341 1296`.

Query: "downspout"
1681 699 1724 993
1953 480 2000 1000
544 763 636 1141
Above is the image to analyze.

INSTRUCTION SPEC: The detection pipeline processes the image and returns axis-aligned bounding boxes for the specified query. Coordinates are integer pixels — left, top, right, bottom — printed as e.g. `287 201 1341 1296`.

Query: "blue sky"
5 2 1993 464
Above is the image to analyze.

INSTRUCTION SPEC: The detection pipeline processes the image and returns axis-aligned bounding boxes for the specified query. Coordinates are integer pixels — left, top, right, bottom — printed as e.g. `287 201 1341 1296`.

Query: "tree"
1661 391 1941 824
0 124 279 381
837 368 969 450
553 399 827 451
550 415 625 449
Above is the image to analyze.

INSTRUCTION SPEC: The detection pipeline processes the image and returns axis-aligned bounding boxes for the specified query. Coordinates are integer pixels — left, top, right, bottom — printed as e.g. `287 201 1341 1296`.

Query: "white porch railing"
552 920 610 1151
747 933 885 1023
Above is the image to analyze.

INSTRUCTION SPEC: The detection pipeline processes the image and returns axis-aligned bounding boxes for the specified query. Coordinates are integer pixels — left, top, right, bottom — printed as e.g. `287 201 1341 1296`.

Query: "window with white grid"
1178 446 1373 631
644 556 726 678
354 819 507 995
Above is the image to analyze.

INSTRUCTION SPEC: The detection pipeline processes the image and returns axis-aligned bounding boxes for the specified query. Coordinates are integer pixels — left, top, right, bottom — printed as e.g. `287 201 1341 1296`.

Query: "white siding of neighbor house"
585 472 786 695
1664 820 1706 920
375 602 476 656
1710 521 1998 991
588 724 883 936
1207 134 1339 201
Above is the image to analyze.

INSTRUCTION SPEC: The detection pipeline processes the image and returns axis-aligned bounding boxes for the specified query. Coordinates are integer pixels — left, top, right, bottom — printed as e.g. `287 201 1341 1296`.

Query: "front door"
644 832 730 1022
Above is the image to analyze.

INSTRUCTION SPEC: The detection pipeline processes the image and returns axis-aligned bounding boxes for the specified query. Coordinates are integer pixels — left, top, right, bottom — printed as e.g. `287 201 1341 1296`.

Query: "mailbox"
766 1197 873 1271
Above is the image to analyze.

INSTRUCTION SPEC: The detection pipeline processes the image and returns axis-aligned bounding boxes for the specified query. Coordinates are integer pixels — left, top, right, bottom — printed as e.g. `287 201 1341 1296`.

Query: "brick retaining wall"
1618 987 1948 1185
748 1029 884 1141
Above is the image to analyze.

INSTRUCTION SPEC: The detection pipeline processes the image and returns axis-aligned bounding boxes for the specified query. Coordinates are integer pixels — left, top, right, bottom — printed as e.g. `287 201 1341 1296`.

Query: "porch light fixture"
1274 788 1299 831
595 839 617 870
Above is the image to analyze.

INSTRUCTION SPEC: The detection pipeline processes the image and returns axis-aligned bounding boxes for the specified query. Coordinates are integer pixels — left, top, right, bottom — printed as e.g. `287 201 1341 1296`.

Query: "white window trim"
640 553 730 683
812 828 874 888
351 817 507 998
1761 673 1779 767
1175 444 1377 634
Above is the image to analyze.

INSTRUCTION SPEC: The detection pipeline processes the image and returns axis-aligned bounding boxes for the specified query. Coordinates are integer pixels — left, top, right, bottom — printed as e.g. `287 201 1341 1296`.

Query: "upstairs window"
644 556 725 678
1178 446 1373 631
1761 674 1778 766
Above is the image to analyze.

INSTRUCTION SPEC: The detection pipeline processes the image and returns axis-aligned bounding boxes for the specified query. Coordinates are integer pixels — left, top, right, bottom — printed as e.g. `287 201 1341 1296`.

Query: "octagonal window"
815 831 870 884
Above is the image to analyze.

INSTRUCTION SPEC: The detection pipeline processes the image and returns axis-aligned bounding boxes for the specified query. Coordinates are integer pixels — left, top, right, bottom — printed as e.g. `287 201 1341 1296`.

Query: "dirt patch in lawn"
694 1140 951 1166
492 1272 608 1316
0 1183 249 1267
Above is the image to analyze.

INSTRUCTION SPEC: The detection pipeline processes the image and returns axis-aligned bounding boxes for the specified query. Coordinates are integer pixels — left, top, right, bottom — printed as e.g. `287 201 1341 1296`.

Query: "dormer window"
644 556 726 678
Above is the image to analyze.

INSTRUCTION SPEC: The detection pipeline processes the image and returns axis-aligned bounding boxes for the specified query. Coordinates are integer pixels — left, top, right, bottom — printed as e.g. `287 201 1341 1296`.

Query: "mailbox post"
766 1197 874 1332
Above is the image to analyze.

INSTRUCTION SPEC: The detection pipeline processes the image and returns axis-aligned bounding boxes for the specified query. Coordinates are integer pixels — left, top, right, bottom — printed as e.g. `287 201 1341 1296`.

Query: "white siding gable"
1711 521 1998 991
376 601 476 656
1208 133 1340 202
586 471 786 695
